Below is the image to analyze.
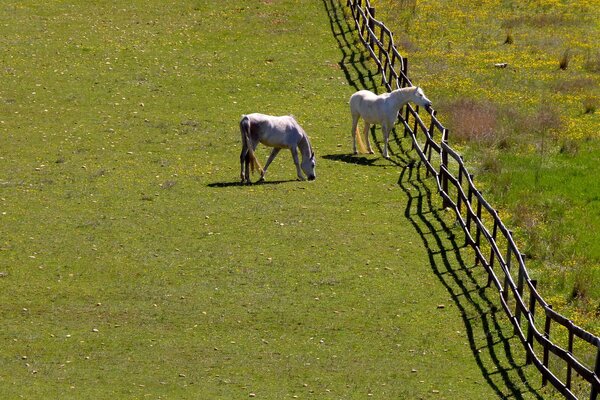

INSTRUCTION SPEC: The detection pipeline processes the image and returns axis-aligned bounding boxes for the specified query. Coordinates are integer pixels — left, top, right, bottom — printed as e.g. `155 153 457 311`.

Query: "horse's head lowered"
302 150 316 181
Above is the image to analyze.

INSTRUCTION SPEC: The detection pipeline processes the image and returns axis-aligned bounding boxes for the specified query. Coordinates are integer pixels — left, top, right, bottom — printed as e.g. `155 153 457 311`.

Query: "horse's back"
350 90 391 124
244 113 304 148
350 90 379 105
244 113 296 127
349 90 388 110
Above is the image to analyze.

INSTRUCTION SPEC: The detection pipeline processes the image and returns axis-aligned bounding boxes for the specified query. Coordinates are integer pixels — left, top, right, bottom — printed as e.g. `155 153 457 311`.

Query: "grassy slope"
373 0 600 330
0 0 558 398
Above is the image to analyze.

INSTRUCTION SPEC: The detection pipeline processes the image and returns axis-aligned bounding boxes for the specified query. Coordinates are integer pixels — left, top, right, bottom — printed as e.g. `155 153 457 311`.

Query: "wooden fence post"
403 98 411 138
474 195 483 266
457 165 464 214
503 244 512 299
441 129 451 208
591 345 600 400
542 305 552 387
412 105 420 144
526 279 537 365
515 253 526 330
368 7 375 49
424 110 437 178
401 56 409 87
390 44 398 88
378 29 385 74
567 321 574 390
465 175 474 246
487 220 498 287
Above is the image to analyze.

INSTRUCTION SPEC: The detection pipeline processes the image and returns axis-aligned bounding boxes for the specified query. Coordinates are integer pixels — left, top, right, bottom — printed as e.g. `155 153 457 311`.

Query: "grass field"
373 0 600 331
0 1 569 398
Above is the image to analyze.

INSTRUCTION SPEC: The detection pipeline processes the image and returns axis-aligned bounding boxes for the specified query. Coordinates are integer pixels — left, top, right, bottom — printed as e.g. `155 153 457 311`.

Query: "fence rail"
344 1 600 398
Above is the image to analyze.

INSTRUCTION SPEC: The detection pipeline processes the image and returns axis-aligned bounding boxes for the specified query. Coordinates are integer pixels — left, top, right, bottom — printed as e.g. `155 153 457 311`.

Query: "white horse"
349 86 432 159
239 113 316 184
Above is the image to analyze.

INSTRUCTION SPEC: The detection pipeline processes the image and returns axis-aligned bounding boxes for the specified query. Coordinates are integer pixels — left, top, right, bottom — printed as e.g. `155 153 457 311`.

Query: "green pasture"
374 0 600 330
0 1 566 398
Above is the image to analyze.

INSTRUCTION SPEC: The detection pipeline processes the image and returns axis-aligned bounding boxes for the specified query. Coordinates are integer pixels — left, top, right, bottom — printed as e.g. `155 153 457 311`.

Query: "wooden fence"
344 0 600 399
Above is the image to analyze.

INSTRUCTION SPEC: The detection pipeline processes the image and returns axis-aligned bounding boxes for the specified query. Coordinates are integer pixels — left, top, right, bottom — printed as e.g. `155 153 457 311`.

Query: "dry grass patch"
443 99 499 144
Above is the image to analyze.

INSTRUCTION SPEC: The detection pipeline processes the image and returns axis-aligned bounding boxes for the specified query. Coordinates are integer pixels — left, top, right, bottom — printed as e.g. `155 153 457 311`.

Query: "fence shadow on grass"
323 0 407 162
324 0 547 397
398 161 545 399
322 0 378 94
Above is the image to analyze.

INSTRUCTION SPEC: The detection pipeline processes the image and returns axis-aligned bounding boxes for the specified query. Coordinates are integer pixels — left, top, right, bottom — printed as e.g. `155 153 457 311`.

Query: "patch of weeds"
530 104 563 134
559 48 571 70
502 13 571 29
180 120 201 134
397 33 418 52
584 50 600 73
478 148 502 174
559 138 580 156
552 77 596 93
569 263 600 310
160 180 177 190
582 97 597 114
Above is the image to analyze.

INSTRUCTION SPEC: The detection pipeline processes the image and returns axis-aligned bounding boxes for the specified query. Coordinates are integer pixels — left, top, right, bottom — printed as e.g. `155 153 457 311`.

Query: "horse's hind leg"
363 121 374 154
240 146 252 184
240 148 248 184
259 148 280 182
351 113 360 155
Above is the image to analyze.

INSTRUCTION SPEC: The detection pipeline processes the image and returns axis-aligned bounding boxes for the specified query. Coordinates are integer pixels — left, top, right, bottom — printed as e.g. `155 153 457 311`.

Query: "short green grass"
0 1 561 398
373 0 600 331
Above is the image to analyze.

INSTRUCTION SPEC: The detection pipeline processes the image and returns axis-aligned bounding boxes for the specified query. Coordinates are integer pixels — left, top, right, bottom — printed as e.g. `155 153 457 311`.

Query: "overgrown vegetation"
373 0 600 331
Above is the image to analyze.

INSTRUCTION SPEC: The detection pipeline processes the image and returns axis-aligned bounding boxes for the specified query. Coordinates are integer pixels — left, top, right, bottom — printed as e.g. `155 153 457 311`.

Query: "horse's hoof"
353 151 358 155
368 150 375 154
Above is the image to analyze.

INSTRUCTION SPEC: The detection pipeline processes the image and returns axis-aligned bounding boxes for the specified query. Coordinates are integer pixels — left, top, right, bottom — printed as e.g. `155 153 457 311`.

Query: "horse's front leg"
259 148 280 182
382 123 391 159
290 147 305 181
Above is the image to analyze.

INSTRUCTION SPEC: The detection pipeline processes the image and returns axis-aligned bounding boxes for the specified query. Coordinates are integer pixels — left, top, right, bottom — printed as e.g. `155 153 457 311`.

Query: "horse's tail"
240 115 263 175
349 95 368 154
354 124 367 154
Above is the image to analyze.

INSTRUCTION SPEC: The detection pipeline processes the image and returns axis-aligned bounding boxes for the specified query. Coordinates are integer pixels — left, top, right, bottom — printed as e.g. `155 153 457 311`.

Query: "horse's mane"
288 115 313 155
298 131 314 157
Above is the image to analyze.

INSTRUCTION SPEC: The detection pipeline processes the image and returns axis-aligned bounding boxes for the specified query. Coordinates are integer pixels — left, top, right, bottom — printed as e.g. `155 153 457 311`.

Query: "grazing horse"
239 113 316 184
349 86 432 159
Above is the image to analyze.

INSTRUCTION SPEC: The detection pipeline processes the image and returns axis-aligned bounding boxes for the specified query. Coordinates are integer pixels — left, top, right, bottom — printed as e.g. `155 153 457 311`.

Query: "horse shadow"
322 148 407 168
207 179 299 188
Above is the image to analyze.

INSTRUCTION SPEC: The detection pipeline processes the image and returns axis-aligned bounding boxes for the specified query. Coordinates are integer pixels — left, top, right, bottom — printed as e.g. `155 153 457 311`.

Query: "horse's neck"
389 88 411 109
298 135 312 158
